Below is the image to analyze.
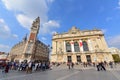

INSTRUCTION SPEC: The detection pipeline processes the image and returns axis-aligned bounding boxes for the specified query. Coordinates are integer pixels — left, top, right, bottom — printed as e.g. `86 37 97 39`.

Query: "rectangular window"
66 42 71 52
76 56 81 62
74 42 80 52
67 56 72 62
86 55 91 62
74 46 80 52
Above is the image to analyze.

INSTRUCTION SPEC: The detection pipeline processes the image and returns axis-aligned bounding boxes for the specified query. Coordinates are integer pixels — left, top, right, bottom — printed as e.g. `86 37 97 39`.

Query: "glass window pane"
74 42 80 52
86 55 91 62
66 42 71 52
76 56 81 62
83 41 89 51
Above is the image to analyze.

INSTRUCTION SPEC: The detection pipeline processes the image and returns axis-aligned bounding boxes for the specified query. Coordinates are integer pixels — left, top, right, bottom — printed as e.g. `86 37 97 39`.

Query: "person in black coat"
5 63 9 73
97 62 106 71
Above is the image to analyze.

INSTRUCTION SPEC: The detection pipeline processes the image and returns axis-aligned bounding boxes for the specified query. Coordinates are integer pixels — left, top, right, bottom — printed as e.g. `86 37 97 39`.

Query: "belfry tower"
9 17 49 62
23 17 40 61
28 17 40 42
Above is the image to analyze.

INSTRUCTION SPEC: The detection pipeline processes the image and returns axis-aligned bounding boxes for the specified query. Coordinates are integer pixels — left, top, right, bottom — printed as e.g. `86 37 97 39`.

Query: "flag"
79 41 82 47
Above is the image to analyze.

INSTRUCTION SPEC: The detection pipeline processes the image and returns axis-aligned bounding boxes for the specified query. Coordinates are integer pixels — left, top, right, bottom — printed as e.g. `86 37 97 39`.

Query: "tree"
112 54 120 63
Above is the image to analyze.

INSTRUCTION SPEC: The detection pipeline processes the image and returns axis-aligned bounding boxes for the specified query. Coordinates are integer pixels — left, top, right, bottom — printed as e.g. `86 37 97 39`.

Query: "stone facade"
9 17 49 62
0 52 8 60
51 26 113 63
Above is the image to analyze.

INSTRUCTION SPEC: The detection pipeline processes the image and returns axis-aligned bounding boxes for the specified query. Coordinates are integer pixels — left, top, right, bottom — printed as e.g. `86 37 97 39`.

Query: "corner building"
51 27 113 63
9 17 49 62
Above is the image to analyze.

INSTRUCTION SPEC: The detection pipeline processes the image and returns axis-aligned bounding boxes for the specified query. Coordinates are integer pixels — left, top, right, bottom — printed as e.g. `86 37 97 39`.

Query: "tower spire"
23 33 27 41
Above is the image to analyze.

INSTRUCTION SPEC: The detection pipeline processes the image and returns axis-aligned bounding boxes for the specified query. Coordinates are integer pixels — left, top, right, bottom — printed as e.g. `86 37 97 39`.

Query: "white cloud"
0 19 4 23
119 0 120 5
16 14 33 30
0 44 10 52
41 37 47 41
116 7 120 9
106 17 112 22
47 0 54 3
2 0 60 34
40 20 60 34
101 29 107 34
43 20 60 28
12 34 18 38
107 35 120 49
116 0 120 9
51 31 58 35
0 18 18 39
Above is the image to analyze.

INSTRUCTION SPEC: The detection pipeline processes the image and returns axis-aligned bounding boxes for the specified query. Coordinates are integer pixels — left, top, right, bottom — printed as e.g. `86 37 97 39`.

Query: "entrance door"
76 55 81 62
67 56 72 62
86 55 91 62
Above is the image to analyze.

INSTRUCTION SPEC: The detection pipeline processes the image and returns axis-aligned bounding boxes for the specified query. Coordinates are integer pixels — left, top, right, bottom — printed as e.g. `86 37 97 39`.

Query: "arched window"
66 42 71 52
83 41 89 51
74 42 80 52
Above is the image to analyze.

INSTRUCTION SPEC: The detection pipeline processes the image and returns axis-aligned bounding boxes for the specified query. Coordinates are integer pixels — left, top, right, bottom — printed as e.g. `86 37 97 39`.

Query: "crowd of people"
51 61 114 71
0 61 51 73
0 60 115 74
65 61 114 71
96 61 114 71
67 62 74 69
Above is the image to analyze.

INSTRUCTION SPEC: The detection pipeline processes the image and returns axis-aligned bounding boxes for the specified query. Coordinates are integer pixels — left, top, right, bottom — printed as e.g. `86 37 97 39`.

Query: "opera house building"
51 27 113 63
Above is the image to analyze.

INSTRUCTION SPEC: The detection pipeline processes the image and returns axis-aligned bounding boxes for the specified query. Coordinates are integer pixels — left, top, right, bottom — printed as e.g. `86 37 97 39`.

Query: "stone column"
88 39 93 51
64 41 66 52
56 41 58 54
63 55 67 62
71 41 74 52
79 40 83 52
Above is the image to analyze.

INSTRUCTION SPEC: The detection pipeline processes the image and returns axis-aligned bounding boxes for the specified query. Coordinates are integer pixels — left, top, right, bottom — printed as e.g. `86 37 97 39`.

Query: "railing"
57 50 110 54
53 31 103 39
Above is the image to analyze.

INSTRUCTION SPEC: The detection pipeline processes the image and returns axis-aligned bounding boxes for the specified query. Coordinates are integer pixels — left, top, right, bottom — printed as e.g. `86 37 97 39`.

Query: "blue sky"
0 0 120 52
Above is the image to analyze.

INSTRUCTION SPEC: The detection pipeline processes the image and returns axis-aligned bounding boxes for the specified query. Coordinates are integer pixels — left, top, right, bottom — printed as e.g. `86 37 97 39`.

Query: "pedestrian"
109 61 113 68
83 62 86 67
34 62 38 71
26 61 32 74
42 62 46 71
71 62 74 68
99 62 106 71
49 63 52 70
4 62 9 73
96 62 100 71
67 62 71 69
38 62 41 70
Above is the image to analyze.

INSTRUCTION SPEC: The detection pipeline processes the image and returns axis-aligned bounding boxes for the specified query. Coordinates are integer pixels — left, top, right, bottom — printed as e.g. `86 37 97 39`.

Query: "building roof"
0 52 5 55
52 26 103 39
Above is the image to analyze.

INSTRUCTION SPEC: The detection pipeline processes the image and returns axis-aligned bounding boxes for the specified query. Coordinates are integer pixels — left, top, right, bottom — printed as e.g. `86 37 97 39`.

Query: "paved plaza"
0 64 120 80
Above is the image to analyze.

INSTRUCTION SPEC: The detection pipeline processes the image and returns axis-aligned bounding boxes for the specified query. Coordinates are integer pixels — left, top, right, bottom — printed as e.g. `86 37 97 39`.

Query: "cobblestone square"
0 64 120 80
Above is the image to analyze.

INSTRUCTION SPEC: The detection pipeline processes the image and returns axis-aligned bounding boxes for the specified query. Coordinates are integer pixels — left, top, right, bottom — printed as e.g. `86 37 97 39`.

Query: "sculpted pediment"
68 26 80 34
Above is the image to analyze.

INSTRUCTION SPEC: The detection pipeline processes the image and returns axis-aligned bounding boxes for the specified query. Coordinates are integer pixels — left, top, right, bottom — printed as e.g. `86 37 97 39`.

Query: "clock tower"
29 17 40 42
23 17 40 61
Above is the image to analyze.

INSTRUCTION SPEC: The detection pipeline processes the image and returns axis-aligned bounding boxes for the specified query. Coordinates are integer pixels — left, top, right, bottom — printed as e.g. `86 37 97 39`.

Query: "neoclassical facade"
9 17 49 62
51 27 113 63
0 52 7 61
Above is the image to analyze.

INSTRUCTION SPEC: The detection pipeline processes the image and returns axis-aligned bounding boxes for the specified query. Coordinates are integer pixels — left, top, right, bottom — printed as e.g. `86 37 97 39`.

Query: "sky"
0 0 120 53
